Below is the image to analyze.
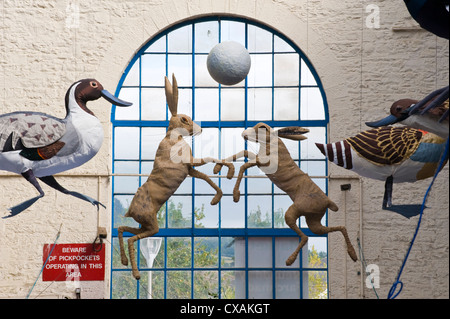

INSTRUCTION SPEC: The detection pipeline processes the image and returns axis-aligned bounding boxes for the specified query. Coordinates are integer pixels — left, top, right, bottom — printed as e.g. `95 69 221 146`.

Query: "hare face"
242 123 274 144
169 114 202 137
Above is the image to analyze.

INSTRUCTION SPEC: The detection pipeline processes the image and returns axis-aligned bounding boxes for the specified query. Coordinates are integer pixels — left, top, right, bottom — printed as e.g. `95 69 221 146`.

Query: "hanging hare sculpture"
214 123 358 266
118 74 235 280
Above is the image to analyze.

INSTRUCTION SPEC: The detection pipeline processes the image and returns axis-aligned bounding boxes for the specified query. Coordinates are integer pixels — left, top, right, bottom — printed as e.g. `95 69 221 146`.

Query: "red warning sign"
42 243 105 282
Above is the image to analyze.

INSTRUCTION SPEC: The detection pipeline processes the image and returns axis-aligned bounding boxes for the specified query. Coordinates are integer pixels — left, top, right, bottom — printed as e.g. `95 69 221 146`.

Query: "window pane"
145 36 166 53
221 162 245 194
113 195 139 228
247 54 272 87
248 196 272 228
273 195 291 228
221 88 245 121
194 238 218 267
221 237 246 268
221 20 245 45
114 127 140 160
167 271 191 299
275 237 300 268
195 174 219 195
274 88 299 120
168 55 192 86
195 55 218 87
141 127 166 160
248 271 273 299
193 128 219 158
141 54 166 87
247 88 272 121
139 271 164 299
174 177 193 195
177 88 193 118
221 270 246 299
167 238 192 268
122 59 139 86
141 88 167 120
303 271 327 299
115 88 140 120
274 54 299 86
306 237 328 269
221 195 245 228
195 21 219 53
195 89 218 121
301 59 317 86
114 161 139 194
248 237 272 268
248 25 272 53
282 138 299 160
168 25 192 53
276 271 300 299
194 271 218 299
195 195 219 228
274 35 295 53
300 161 326 177
141 161 154 175
300 87 325 120
111 271 137 299
167 197 192 228
221 128 245 159
247 169 272 194
300 127 326 160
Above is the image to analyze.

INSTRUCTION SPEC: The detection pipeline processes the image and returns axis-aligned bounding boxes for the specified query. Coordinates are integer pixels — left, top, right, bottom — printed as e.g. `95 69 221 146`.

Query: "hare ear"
277 127 309 141
165 74 178 116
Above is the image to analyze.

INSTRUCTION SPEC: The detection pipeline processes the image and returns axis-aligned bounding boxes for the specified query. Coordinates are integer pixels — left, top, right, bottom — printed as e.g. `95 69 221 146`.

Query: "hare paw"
213 163 223 175
226 164 235 179
211 191 223 205
233 189 241 203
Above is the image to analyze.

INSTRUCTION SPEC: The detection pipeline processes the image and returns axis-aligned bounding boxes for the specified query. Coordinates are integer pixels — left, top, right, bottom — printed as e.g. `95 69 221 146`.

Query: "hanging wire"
26 224 62 299
357 237 379 299
387 137 449 299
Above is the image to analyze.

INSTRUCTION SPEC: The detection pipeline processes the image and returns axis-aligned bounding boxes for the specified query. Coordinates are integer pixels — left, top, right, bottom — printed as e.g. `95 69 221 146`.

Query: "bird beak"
365 115 400 128
101 90 132 107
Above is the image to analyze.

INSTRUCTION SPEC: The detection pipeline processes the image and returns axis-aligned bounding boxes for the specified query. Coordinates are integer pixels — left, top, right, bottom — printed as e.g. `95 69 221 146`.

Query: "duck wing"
0 111 66 152
346 126 423 166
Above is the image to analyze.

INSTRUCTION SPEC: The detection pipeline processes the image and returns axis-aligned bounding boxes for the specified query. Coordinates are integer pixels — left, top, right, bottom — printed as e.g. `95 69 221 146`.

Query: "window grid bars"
111 17 329 300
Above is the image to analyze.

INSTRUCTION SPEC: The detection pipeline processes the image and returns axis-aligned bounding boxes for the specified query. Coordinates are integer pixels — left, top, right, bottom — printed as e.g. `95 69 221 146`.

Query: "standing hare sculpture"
214 123 357 266
118 74 235 280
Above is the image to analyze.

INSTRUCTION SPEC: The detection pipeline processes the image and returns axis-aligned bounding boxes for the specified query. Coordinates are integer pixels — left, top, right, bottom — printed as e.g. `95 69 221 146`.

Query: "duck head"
65 79 132 116
366 99 418 128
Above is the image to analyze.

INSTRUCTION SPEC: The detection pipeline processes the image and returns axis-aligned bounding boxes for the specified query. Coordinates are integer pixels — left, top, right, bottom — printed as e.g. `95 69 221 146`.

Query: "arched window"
111 16 329 299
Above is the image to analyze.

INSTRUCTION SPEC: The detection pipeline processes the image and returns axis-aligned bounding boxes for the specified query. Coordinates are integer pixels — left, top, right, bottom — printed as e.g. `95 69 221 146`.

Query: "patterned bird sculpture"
316 126 448 209
366 94 449 139
0 79 132 218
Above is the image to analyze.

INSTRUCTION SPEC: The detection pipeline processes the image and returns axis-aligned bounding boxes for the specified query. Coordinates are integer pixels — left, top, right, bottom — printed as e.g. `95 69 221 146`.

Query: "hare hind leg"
305 215 357 262
118 226 141 267
284 205 309 266
127 227 159 280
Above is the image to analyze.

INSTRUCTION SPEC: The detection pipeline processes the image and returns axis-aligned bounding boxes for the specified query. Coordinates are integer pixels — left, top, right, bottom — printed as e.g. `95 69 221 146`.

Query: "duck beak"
365 115 400 128
101 90 132 107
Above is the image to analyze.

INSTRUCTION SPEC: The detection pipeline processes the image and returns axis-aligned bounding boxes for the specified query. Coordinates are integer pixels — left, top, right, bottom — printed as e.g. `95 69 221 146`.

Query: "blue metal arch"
110 15 330 300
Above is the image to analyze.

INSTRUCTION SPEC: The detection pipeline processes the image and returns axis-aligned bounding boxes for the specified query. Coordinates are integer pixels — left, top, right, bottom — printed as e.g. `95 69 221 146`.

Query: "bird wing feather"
0 112 66 152
346 126 423 166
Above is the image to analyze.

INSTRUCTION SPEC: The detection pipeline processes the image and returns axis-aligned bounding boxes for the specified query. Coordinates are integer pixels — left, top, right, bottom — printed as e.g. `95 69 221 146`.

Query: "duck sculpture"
316 126 448 209
366 91 449 139
0 79 132 218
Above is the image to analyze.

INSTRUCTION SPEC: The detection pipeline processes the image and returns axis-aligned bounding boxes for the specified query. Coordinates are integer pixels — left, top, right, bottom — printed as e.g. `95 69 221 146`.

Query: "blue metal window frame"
110 16 330 299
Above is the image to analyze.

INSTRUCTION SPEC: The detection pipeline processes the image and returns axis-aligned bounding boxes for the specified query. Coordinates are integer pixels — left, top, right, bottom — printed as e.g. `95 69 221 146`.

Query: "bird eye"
90 81 98 88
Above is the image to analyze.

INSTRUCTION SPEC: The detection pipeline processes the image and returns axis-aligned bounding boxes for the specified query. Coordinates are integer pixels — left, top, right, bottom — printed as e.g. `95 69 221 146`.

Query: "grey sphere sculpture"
207 41 251 86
